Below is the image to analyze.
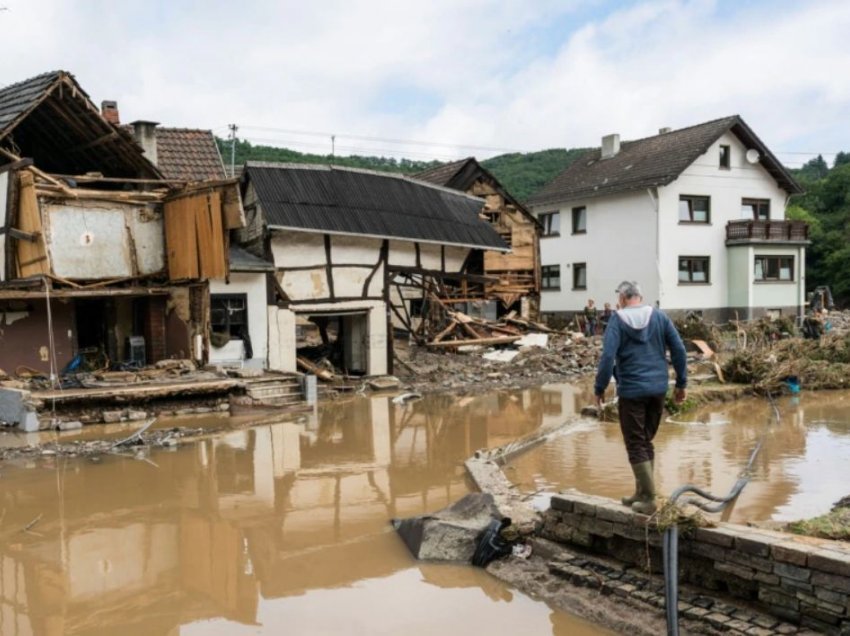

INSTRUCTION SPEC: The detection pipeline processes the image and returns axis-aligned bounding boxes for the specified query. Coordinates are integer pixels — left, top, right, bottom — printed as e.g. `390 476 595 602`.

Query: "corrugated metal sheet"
245 163 507 251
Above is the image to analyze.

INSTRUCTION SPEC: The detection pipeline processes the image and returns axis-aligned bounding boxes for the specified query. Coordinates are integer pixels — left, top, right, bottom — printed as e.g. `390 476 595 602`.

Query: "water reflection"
0 390 604 636
508 386 850 524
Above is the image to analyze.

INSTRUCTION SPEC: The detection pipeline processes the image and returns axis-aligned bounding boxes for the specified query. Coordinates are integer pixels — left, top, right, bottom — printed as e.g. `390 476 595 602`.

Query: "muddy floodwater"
507 384 850 523
0 392 610 636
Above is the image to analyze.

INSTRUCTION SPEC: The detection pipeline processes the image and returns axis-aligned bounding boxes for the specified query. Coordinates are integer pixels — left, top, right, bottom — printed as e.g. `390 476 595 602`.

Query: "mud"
0 390 609 636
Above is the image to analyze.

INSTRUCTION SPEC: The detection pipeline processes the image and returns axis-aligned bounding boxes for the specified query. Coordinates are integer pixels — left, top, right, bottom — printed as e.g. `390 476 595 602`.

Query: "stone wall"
543 492 850 634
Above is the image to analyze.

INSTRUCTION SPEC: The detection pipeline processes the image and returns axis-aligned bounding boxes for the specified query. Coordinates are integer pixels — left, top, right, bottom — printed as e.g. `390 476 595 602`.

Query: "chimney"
659 127 672 134
130 120 160 165
601 133 620 159
101 100 120 125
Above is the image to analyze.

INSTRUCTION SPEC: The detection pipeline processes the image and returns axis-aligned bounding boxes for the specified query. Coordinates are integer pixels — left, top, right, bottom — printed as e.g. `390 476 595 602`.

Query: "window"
541 265 560 290
571 206 587 234
679 195 710 223
211 294 248 337
678 257 710 283
754 255 794 281
742 198 770 221
719 145 731 169
573 262 587 290
539 211 560 236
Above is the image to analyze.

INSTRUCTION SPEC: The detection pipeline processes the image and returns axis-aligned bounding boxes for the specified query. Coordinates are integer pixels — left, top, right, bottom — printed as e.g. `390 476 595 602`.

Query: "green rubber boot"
621 463 643 507
631 461 657 515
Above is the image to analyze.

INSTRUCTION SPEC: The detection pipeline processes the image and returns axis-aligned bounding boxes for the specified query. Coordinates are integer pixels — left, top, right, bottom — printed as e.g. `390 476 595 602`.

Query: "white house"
526 116 807 323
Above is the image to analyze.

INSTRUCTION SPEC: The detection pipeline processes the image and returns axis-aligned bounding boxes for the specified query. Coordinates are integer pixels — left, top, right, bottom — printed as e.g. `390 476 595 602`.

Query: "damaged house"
0 71 245 427
235 162 508 377
414 157 541 319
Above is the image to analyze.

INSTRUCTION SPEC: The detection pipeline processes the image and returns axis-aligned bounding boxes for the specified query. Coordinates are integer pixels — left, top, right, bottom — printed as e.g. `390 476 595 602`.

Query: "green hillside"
215 137 587 201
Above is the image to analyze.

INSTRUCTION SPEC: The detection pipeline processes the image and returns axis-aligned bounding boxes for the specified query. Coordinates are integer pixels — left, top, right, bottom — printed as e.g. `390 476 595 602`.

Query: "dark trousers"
618 394 665 465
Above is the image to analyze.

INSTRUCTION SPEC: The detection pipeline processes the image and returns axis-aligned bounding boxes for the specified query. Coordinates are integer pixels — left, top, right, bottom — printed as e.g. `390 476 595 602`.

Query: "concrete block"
584 517 614 538
814 586 847 606
780 577 813 594
683 606 710 621
573 500 597 517
772 542 809 567
758 586 799 611
694 526 736 548
812 571 850 594
753 571 780 585
549 495 574 513
57 420 82 431
774 561 812 582
102 410 123 423
704 612 731 627
714 560 755 580
125 410 148 421
800 601 842 626
735 535 771 557
725 618 752 632
808 549 850 577
728 550 774 573
596 504 631 524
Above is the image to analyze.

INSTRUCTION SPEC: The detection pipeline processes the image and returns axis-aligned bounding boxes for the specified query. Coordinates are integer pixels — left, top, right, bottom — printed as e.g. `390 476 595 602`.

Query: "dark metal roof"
0 70 160 178
527 115 802 206
244 162 508 251
413 156 540 229
229 245 275 272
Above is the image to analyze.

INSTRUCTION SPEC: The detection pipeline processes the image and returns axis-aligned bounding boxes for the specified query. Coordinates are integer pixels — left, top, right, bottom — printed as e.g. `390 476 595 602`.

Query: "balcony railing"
725 220 809 243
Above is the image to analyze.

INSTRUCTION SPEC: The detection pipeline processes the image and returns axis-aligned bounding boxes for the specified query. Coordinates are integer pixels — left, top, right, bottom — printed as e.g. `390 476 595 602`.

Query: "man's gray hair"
616 281 642 299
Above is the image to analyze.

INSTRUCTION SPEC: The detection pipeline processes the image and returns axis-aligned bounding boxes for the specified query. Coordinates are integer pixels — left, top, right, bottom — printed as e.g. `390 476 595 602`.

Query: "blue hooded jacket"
594 305 687 399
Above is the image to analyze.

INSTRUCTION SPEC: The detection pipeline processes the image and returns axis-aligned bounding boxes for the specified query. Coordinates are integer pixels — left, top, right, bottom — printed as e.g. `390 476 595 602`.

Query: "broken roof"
229 245 275 272
0 70 160 178
151 128 226 181
243 162 508 251
414 157 539 227
526 115 802 206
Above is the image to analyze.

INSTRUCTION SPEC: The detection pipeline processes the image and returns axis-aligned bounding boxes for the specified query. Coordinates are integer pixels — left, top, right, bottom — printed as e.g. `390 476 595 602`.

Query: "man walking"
594 281 687 515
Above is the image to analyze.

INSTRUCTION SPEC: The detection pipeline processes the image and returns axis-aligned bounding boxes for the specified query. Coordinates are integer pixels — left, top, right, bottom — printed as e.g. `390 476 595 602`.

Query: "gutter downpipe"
647 188 662 306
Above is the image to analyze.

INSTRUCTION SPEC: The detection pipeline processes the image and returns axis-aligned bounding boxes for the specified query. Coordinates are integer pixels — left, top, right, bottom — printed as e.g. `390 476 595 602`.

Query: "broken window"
541 265 560 290
572 262 587 290
719 145 731 169
742 198 770 221
754 255 793 281
678 195 710 223
539 211 560 236
571 206 587 234
678 257 710 283
211 294 248 338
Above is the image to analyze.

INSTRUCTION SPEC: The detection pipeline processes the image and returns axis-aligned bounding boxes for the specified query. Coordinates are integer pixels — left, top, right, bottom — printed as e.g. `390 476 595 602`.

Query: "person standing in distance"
594 281 688 515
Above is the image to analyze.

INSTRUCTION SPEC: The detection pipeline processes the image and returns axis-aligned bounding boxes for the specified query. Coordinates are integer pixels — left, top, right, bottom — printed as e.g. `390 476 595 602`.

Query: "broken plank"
426 336 521 348
296 356 334 381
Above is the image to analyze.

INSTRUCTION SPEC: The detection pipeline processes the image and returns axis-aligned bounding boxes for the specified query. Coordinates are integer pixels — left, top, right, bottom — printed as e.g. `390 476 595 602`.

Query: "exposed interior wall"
0 298 76 374
268 306 297 372
210 273 269 369
43 199 165 279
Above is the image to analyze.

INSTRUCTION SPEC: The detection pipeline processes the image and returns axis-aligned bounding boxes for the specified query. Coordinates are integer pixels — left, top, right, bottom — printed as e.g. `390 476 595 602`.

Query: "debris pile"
425 309 555 350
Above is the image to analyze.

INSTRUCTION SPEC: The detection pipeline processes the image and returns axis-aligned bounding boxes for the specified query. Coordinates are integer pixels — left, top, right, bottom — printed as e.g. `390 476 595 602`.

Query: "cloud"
1 0 849 164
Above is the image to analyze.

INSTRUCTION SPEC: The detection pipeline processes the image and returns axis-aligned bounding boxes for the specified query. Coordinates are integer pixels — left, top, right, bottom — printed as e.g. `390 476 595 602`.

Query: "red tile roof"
154 128 226 181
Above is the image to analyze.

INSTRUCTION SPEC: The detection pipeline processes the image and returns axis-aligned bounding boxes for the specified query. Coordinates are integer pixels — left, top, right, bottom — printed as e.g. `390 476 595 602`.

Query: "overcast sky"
2 0 848 166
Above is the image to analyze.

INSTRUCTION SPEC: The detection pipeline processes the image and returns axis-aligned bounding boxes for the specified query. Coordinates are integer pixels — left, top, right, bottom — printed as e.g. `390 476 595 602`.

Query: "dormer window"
719 145 731 169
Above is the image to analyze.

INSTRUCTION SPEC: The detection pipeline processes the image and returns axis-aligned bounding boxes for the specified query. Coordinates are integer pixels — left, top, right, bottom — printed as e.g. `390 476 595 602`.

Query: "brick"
753 571 780 585
728 551 774 573
550 496 574 513
814 586 848 605
596 505 631 524
812 571 850 594
780 577 813 594
735 535 771 557
759 586 799 610
683 606 710 620
772 542 809 567
809 550 850 578
715 561 756 580
726 618 752 632
775 561 812 582
705 612 731 627
694 526 736 548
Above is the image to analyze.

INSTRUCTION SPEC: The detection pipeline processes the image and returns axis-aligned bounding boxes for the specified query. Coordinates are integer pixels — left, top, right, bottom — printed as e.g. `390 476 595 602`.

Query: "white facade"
209 272 269 369
533 130 806 321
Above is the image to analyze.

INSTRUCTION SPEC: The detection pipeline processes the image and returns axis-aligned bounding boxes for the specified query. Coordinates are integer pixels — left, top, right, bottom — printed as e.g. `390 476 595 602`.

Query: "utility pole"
228 124 238 177
331 135 335 161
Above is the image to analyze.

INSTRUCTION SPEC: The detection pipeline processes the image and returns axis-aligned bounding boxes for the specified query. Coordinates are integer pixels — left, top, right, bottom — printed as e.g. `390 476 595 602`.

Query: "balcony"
725 220 809 245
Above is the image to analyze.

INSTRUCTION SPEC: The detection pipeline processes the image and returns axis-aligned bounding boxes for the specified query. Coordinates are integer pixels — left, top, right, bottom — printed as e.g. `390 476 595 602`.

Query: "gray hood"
616 306 654 343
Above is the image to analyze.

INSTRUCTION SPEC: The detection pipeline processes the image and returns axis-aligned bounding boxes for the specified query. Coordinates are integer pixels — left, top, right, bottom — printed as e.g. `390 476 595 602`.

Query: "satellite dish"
745 148 761 164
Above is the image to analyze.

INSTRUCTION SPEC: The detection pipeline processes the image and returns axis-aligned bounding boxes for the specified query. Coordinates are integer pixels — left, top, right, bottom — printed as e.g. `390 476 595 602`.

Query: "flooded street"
507 385 850 523
2 384 849 634
0 392 607 636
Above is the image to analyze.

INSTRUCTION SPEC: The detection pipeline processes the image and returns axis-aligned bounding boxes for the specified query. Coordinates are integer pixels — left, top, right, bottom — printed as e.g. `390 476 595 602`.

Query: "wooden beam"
0 158 33 174
426 335 521 348
7 227 39 243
